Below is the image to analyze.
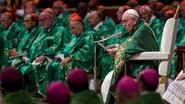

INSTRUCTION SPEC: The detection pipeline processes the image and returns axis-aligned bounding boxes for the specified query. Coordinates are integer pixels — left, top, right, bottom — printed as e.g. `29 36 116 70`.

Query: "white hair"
124 9 139 20
139 5 152 13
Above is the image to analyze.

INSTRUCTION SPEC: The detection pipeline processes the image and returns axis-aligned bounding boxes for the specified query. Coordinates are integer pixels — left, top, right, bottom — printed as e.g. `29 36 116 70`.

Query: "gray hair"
139 5 152 13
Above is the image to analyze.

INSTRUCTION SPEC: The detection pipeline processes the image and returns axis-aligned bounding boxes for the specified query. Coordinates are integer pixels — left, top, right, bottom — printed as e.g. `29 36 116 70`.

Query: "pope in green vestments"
106 11 158 103
109 10 159 78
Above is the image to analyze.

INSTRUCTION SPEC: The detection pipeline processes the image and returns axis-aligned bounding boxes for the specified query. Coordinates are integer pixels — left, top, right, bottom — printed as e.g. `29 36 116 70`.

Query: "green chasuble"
55 12 70 28
71 90 103 104
33 30 95 96
149 16 163 46
10 25 44 92
11 25 43 68
32 24 68 96
55 12 73 44
114 20 159 78
104 17 116 32
0 22 22 50
16 17 24 29
3 90 36 104
108 21 159 104
17 25 43 54
179 17 185 28
62 30 95 74
30 23 67 60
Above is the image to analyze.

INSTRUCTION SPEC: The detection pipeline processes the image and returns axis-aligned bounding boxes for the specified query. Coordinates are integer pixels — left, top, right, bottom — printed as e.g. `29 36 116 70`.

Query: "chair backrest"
160 18 178 53
158 18 179 76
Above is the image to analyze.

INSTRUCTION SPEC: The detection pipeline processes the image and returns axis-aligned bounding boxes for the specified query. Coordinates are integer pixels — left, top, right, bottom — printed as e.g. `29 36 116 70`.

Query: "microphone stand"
93 32 122 92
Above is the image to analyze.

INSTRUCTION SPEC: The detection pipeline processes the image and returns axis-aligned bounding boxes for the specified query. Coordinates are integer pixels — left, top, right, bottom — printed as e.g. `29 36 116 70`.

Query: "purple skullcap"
0 67 23 91
117 76 139 94
0 67 22 85
67 68 88 88
140 69 159 87
47 81 71 104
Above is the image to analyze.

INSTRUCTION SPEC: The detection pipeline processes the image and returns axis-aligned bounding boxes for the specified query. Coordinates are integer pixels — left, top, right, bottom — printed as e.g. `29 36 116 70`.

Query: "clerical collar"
58 13 63 19
149 15 156 25
94 21 103 31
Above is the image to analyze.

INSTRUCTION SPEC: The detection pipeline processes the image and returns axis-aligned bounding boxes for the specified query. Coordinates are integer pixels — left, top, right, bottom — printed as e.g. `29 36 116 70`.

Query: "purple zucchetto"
0 67 23 92
67 68 88 92
67 68 88 87
117 76 139 94
47 81 71 104
139 69 159 91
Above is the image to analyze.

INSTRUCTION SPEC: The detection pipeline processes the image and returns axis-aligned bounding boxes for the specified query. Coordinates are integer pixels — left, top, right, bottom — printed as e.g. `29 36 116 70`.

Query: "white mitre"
124 9 139 17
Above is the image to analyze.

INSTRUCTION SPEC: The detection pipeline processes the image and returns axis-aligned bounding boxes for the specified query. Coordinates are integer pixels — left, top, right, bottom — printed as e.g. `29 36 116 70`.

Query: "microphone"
94 32 122 43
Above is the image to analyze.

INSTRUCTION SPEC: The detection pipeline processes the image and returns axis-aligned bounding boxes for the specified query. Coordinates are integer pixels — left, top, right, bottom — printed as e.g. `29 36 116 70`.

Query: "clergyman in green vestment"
106 9 159 104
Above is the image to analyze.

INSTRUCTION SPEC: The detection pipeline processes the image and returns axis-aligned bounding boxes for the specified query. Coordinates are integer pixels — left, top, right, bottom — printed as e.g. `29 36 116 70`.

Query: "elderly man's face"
122 13 136 33
39 13 54 29
87 12 99 27
0 15 12 30
139 9 151 23
69 22 83 37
